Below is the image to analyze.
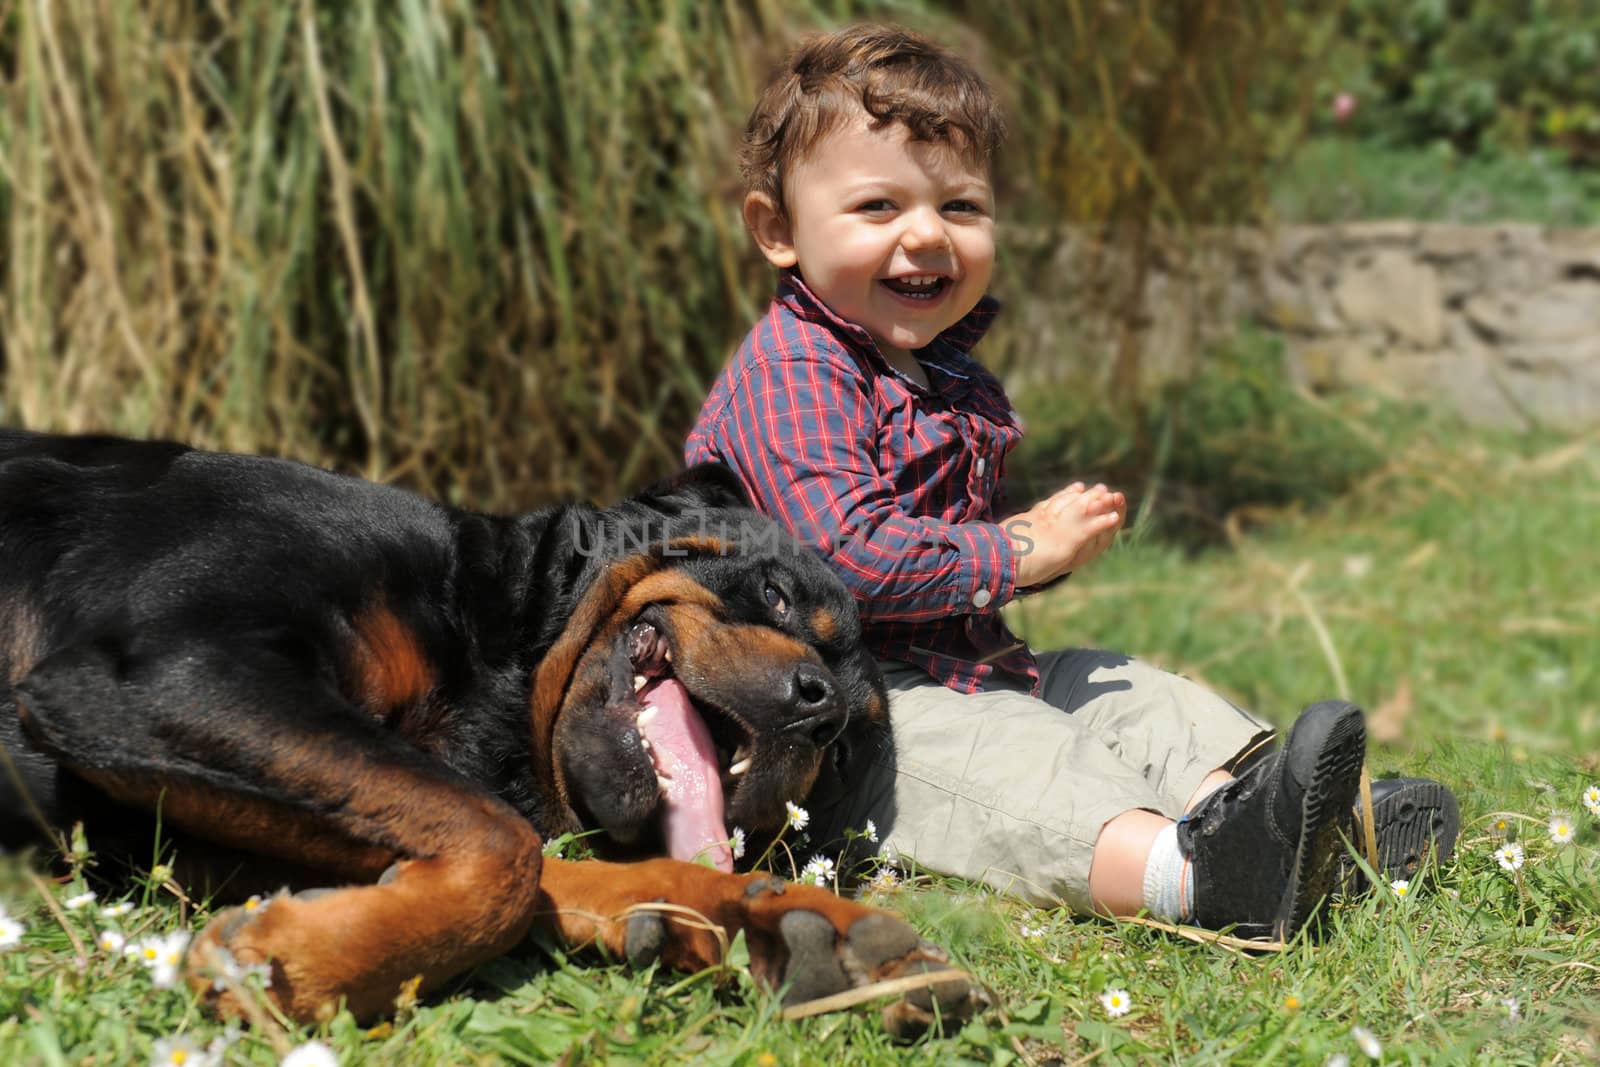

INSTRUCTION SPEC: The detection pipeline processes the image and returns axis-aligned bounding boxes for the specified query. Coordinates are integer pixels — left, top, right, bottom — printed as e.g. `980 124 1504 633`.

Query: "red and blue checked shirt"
685 271 1041 695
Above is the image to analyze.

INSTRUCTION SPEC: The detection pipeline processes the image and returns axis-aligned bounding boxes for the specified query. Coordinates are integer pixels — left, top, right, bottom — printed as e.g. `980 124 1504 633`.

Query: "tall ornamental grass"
1 1 1327 508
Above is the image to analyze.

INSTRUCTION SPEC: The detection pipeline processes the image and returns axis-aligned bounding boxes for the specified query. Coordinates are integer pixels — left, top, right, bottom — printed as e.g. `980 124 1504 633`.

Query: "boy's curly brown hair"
741 24 1005 219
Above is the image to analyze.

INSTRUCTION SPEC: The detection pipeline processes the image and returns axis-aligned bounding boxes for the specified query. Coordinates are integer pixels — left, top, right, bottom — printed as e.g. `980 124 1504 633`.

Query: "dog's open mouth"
626 618 755 872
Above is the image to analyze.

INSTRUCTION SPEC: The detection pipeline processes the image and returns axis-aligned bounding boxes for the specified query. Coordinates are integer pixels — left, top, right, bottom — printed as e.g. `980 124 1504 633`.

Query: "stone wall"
1015 223 1600 429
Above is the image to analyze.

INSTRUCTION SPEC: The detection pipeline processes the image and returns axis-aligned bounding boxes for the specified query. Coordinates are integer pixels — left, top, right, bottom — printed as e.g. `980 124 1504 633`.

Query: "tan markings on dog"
536 567 731 804
349 601 436 717
2 596 47 686
529 554 669 787
181 766 543 1023
532 855 931 993
865 689 888 723
665 535 731 558
74 767 400 884
808 607 838 642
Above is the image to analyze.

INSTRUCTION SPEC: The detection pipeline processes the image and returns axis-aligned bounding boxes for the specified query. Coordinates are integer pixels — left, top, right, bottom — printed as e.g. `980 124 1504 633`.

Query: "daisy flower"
800 855 836 887
1501 995 1521 1021
1018 923 1045 939
1098 987 1132 1017
863 819 879 843
1389 878 1410 899
149 864 174 883
96 929 127 954
1583 784 1600 819
208 947 273 991
1351 1024 1382 1059
1548 814 1575 845
64 890 97 911
785 801 809 832
0 914 25 949
1490 816 1511 837
867 866 901 892
281 1039 340 1067
151 1034 217 1067
1326 1056 1351 1067
242 894 266 913
102 901 135 919
1494 842 1525 872
1283 995 1301 1012
131 930 192 989
729 828 746 861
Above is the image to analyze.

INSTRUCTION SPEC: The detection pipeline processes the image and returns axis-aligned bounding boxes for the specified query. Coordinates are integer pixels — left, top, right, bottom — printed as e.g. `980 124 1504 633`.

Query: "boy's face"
745 113 995 357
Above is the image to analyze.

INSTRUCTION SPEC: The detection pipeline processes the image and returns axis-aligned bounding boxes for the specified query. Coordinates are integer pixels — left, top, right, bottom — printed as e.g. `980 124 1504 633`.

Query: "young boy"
685 24 1456 937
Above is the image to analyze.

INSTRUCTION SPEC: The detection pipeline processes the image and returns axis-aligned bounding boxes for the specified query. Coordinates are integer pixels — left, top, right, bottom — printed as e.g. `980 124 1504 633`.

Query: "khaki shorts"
806 650 1273 911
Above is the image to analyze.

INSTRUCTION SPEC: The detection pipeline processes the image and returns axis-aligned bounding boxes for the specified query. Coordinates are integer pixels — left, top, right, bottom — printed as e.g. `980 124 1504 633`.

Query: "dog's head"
530 465 888 869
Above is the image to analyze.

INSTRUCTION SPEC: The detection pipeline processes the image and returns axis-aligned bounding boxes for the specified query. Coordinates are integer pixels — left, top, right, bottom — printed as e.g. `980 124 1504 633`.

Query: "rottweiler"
0 430 976 1035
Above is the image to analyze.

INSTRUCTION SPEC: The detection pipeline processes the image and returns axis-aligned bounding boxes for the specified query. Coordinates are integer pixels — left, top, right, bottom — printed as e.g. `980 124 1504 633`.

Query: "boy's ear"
743 192 798 269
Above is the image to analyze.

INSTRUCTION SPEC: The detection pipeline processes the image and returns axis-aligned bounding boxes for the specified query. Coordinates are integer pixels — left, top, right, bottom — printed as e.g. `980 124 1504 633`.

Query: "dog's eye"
763 583 788 615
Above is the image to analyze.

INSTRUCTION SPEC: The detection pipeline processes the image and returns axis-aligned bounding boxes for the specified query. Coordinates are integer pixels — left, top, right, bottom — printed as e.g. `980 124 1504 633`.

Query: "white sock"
1141 822 1195 923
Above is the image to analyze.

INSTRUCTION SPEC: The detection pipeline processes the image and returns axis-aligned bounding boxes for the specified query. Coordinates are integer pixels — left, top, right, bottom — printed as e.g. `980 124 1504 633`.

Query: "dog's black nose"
786 662 844 745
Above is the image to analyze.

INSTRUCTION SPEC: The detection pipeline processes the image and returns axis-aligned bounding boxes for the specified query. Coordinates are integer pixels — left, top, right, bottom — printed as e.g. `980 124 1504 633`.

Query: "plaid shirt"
685 271 1040 695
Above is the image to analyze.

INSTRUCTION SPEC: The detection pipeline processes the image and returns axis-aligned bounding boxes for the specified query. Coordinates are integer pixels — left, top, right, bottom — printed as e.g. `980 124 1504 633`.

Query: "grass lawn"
1270 138 1600 227
3 417 1597 1065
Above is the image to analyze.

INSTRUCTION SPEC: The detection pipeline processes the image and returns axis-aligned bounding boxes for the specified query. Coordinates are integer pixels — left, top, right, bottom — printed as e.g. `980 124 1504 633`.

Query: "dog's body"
0 430 972 1033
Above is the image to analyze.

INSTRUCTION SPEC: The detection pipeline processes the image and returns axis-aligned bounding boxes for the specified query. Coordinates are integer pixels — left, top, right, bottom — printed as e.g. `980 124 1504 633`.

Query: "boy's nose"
899 207 949 252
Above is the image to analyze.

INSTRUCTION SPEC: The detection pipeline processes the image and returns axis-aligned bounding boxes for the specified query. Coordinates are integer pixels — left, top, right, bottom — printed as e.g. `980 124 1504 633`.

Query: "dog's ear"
632 463 752 515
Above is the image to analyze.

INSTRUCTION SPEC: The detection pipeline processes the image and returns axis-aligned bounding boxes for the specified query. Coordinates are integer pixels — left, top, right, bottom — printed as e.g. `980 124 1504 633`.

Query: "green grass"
1272 137 1600 226
3 417 1599 1065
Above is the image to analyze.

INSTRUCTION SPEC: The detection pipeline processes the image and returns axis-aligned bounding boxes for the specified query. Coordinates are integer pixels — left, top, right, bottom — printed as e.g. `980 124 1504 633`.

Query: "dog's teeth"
728 756 752 777
639 737 653 753
662 648 672 664
656 771 672 787
637 705 658 729
633 673 647 693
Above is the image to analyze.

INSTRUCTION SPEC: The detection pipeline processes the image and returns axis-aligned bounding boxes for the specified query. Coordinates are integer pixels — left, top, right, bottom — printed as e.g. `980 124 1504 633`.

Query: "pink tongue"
637 678 733 872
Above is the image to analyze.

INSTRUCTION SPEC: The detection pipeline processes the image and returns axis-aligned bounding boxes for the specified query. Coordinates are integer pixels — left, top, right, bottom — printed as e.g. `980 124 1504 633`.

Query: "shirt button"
975 457 986 476
972 588 992 609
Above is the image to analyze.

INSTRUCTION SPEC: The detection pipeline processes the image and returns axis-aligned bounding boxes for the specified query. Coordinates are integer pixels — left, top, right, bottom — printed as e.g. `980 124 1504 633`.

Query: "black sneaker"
1177 700 1367 941
1338 777 1460 895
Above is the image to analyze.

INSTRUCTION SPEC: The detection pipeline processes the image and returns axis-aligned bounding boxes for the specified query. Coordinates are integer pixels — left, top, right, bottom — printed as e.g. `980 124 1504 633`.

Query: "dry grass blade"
779 967 978 1021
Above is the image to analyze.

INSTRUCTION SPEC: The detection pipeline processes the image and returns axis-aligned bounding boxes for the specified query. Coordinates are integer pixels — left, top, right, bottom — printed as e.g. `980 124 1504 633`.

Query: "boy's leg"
805 661 1170 913
1029 649 1274 818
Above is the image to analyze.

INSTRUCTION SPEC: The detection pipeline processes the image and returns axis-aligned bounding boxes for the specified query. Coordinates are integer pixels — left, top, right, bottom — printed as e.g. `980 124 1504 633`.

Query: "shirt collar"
774 270 1002 387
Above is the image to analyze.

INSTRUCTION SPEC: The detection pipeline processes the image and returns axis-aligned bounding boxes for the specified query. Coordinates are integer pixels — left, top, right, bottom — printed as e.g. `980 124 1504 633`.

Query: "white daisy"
281 1039 340 1067
1098 987 1131 1017
0 915 24 949
729 828 746 861
149 864 173 883
1583 784 1600 819
1501 995 1521 1021
785 801 809 832
867 866 901 892
101 901 135 919
1326 1055 1351 1067
1018 923 1045 939
132 930 191 989
151 1034 217 1067
1351 1024 1381 1059
64 890 98 911
1390 878 1410 899
1494 843 1525 871
96 929 126 954
800 855 835 887
863 819 879 843
1548 814 1575 845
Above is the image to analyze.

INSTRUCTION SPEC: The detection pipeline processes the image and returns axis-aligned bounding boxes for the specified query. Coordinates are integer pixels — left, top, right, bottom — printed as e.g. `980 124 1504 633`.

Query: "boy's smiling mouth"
880 274 950 302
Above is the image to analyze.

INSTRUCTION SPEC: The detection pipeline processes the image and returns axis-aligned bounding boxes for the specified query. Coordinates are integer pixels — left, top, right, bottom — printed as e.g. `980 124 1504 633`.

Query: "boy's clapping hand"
1004 481 1126 588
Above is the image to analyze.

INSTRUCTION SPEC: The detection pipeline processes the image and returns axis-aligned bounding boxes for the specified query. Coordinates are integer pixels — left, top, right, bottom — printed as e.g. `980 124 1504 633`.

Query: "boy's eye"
944 199 984 215
855 199 895 213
